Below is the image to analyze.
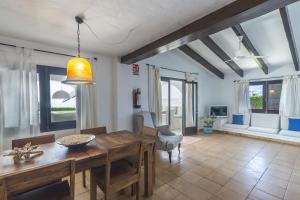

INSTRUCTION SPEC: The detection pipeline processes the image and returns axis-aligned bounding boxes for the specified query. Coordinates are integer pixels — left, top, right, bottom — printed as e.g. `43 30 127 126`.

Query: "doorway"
161 77 198 135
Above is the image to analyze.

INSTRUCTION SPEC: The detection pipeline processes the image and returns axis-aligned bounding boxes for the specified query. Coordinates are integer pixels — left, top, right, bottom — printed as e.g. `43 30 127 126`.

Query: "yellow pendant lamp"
63 16 95 85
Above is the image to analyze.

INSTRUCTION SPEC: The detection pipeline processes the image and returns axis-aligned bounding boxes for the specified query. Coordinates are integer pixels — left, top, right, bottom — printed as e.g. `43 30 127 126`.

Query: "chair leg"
136 182 140 200
178 143 181 154
168 151 172 163
131 184 136 196
82 171 86 188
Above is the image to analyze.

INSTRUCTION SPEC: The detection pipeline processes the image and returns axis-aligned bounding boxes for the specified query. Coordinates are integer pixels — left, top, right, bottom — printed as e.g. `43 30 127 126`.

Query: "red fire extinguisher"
133 88 141 108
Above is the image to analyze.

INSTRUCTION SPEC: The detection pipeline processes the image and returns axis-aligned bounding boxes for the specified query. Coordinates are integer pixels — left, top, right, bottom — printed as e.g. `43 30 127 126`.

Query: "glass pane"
186 83 196 127
170 80 182 133
50 75 76 122
249 85 264 110
268 83 282 111
161 81 169 126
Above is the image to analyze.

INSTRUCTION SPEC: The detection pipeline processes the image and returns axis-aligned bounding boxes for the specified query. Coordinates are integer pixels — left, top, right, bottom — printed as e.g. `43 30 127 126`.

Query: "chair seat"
248 126 279 134
92 160 138 191
223 123 249 130
279 129 300 138
10 180 71 200
156 132 183 152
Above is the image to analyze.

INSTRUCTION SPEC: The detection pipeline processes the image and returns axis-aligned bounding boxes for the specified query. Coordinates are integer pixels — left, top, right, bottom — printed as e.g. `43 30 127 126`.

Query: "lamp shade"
62 57 95 85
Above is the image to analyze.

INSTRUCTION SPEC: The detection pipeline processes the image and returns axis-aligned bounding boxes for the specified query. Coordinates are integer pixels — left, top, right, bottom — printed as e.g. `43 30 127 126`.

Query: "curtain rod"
0 42 97 61
233 75 300 82
146 63 199 75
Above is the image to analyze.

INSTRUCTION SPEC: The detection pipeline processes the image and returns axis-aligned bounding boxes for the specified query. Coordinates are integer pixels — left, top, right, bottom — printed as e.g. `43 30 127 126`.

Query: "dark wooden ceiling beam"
179 45 224 79
232 25 269 74
121 0 299 64
201 37 244 77
280 7 299 71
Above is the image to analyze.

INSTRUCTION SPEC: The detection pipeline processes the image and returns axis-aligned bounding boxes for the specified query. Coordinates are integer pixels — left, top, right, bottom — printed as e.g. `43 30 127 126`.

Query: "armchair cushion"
156 132 183 152
248 126 279 134
251 113 279 129
232 114 244 125
279 129 300 138
288 118 300 132
157 125 176 136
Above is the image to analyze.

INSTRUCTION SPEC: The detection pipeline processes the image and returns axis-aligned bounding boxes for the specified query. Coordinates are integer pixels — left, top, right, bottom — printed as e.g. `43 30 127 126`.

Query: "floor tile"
216 187 247 200
195 177 222 193
249 188 281 200
72 132 300 200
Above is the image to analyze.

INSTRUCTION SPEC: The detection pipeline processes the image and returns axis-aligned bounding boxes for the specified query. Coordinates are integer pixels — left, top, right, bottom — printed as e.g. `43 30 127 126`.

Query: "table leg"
90 170 97 200
144 149 153 197
152 150 156 185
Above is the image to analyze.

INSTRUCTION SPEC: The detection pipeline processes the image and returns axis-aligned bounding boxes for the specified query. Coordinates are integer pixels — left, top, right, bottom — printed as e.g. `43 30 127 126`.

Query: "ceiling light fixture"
63 15 95 85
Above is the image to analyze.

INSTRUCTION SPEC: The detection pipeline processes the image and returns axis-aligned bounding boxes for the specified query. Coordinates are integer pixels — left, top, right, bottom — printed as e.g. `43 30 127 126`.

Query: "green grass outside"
51 107 76 113
250 96 263 109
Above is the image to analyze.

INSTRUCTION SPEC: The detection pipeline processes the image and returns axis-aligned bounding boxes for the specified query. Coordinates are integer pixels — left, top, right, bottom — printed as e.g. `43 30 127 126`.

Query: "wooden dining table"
0 130 156 200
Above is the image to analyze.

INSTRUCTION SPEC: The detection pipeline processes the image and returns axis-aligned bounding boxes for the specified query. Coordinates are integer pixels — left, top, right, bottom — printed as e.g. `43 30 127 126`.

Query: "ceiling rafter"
179 45 224 79
280 7 299 71
120 0 299 64
232 25 269 74
201 37 243 77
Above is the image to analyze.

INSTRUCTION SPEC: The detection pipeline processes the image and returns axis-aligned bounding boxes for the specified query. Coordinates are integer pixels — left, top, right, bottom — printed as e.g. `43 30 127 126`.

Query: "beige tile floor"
74 132 300 200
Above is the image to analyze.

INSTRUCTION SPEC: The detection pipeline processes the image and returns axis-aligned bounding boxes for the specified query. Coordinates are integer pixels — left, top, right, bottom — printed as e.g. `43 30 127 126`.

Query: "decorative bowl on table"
56 134 95 148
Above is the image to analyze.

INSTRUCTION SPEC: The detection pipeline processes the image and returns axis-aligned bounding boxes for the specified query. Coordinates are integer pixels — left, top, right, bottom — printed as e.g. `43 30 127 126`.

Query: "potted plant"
202 115 216 134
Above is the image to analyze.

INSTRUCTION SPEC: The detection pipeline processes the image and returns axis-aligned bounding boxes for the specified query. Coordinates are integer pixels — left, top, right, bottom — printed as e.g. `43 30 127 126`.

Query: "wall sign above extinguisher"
133 88 141 108
132 64 139 75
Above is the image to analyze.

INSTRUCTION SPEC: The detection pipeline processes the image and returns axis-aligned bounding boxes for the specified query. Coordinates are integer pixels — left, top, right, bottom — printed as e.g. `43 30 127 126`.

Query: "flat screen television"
209 105 228 117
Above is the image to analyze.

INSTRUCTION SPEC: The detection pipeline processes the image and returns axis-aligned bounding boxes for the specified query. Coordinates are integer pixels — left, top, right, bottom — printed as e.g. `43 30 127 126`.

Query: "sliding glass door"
161 77 198 135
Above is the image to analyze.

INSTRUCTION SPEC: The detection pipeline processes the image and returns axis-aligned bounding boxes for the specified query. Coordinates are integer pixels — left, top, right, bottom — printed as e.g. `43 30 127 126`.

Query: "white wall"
112 49 224 131
0 35 114 135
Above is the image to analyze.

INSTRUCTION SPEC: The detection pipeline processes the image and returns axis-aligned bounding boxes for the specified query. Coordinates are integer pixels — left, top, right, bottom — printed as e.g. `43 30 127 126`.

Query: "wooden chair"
11 134 55 149
80 126 107 187
142 126 158 185
91 141 143 200
0 160 75 200
0 178 7 200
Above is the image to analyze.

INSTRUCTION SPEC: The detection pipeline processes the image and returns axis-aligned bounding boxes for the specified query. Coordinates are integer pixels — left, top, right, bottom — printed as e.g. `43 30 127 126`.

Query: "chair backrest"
1 160 75 200
251 113 280 129
106 141 143 186
12 134 55 149
80 126 107 135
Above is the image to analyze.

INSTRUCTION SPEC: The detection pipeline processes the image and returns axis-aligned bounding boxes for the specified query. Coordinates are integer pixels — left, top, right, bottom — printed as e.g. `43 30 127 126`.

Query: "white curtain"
0 47 39 151
148 65 162 125
279 76 300 117
186 73 194 127
76 58 97 132
234 81 251 114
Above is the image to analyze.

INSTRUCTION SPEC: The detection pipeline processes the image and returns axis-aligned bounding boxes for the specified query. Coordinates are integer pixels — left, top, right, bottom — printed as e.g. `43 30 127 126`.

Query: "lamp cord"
77 22 80 57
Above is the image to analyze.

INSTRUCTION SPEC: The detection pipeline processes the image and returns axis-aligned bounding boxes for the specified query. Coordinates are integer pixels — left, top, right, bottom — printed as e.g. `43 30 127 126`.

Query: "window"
249 80 282 114
37 65 77 132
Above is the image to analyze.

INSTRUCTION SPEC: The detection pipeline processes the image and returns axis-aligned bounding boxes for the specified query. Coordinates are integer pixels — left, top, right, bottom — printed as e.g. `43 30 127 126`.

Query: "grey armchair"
133 111 183 163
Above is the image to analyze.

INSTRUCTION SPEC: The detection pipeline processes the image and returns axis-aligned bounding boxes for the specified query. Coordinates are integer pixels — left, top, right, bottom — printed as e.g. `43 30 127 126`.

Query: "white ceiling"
188 40 233 74
241 10 293 70
186 7 298 76
0 0 234 56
